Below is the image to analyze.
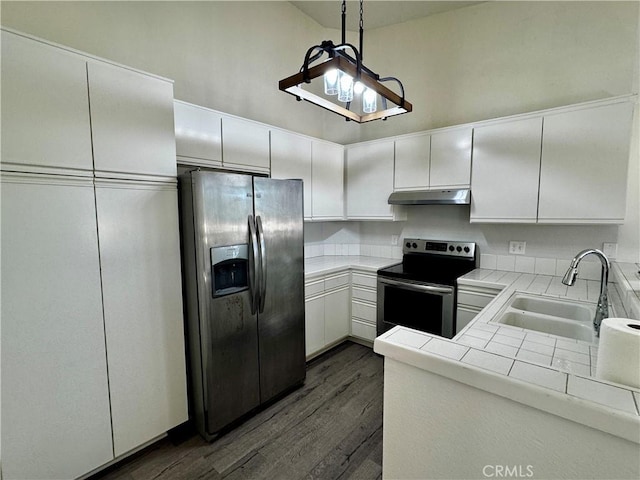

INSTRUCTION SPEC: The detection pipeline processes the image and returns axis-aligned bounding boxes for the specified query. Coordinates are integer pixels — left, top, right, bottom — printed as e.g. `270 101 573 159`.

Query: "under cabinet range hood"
388 189 471 205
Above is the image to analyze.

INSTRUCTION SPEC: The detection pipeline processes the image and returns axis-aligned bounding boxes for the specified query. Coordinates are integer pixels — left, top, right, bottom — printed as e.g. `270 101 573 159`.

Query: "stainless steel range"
377 238 477 339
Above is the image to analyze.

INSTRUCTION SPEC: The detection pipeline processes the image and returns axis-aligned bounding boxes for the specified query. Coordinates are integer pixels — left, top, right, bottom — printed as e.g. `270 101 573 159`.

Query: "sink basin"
508 295 594 323
498 311 595 342
494 293 597 343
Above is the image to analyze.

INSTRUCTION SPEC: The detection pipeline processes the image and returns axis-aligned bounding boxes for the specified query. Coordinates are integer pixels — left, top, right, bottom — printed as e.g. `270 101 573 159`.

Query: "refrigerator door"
253 177 306 402
190 171 261 434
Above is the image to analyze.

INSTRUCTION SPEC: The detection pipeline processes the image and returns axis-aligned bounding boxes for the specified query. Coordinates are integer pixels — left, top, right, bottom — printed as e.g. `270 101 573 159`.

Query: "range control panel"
403 238 476 258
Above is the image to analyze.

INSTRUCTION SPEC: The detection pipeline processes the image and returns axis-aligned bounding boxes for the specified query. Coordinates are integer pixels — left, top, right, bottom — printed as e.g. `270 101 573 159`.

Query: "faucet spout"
562 249 611 337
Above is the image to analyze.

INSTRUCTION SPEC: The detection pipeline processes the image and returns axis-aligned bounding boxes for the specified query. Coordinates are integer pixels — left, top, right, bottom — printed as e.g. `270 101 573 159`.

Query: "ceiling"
290 1 484 31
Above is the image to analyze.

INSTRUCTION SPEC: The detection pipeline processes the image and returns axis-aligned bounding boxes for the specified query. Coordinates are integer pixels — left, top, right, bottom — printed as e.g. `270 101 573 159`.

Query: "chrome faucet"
562 249 611 337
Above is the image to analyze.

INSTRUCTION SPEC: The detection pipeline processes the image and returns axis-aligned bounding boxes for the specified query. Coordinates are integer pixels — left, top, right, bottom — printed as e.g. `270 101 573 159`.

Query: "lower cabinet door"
305 295 325 357
95 181 188 456
1 175 113 479
324 287 350 345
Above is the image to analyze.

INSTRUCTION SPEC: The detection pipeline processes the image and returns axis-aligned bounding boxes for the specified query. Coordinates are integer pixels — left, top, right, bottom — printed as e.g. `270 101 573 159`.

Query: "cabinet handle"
256 215 267 313
248 215 259 315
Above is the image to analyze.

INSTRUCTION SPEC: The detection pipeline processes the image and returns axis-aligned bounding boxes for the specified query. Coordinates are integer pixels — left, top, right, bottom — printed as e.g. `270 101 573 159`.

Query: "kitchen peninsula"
374 264 640 479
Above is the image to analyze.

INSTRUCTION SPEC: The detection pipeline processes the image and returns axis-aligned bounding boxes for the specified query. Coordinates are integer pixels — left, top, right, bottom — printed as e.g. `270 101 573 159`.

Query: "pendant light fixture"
279 0 412 123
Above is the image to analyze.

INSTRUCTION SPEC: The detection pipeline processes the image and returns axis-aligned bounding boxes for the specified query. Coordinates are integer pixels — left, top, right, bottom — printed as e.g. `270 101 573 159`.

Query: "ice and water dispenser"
210 244 249 297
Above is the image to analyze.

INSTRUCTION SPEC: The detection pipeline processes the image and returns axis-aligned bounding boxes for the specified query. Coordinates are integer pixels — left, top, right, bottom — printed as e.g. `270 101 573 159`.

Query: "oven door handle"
379 277 453 295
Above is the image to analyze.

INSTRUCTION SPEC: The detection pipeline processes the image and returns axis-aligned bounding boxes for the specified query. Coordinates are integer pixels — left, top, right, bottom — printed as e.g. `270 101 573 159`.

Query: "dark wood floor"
94 342 383 480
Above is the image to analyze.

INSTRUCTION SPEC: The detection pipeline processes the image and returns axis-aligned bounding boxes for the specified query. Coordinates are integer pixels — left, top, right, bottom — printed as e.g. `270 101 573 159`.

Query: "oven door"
377 276 455 338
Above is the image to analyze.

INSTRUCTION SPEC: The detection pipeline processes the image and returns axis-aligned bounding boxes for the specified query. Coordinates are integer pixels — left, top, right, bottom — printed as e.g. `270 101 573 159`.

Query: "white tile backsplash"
535 257 557 275
515 256 536 273
480 254 497 269
323 244 336 256
496 255 516 272
578 260 602 281
555 259 571 277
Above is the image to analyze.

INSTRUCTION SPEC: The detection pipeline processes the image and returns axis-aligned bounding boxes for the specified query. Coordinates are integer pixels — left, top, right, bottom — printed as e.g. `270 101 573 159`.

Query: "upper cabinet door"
394 134 430 190
346 140 395 219
88 62 176 179
270 130 312 217
222 116 270 173
1 31 93 174
312 141 344 219
174 101 222 167
538 102 634 224
471 117 542 223
430 128 473 188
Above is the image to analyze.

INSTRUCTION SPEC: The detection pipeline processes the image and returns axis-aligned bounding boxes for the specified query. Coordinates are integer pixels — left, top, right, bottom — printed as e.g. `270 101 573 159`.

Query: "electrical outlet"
509 241 526 255
602 242 618 259
391 235 399 246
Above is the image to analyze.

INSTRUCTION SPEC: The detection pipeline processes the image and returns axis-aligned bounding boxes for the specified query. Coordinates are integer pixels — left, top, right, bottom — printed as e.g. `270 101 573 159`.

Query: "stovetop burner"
378 238 477 285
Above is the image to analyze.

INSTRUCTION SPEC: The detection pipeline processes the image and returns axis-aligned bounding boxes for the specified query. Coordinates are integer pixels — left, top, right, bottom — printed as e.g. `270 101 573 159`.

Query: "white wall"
3 1 638 262
0 1 329 139
325 1 639 144
3 1 636 144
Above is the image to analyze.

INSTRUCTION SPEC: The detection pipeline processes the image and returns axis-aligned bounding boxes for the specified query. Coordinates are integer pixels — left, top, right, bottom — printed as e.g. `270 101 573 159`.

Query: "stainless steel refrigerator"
179 170 305 440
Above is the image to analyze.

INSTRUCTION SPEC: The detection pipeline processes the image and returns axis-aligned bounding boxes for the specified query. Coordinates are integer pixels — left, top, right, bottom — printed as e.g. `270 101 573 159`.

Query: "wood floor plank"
91 342 383 480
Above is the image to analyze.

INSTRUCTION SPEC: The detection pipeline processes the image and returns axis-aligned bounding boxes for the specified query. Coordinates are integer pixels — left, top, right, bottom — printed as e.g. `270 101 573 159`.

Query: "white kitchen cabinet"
538 102 634 224
394 134 430 190
1 29 189 479
0 30 93 175
305 293 326 358
324 287 351 345
270 129 312 217
174 100 222 167
222 116 270 173
88 62 177 180
311 140 345 219
471 117 543 223
430 128 473 188
1 174 114 480
350 271 378 343
95 181 188 456
455 284 502 334
304 272 350 359
346 140 397 219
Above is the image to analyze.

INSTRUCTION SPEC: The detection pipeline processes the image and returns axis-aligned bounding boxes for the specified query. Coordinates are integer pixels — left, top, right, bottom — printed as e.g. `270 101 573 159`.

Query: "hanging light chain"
359 0 364 60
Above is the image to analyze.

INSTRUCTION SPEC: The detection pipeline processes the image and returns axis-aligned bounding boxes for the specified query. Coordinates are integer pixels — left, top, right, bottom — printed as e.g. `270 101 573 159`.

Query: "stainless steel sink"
494 293 596 343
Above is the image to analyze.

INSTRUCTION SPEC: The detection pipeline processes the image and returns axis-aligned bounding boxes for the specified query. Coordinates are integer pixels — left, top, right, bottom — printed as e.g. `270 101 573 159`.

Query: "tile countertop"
304 255 398 279
374 264 640 445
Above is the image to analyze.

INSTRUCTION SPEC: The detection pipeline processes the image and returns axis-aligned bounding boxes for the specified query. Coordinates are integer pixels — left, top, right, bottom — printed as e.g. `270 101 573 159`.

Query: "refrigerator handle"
248 215 260 315
256 215 267 313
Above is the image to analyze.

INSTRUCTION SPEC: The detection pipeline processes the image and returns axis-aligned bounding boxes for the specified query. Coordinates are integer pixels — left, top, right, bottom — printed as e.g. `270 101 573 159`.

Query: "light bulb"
363 88 377 114
338 72 354 103
324 69 339 96
354 81 365 94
